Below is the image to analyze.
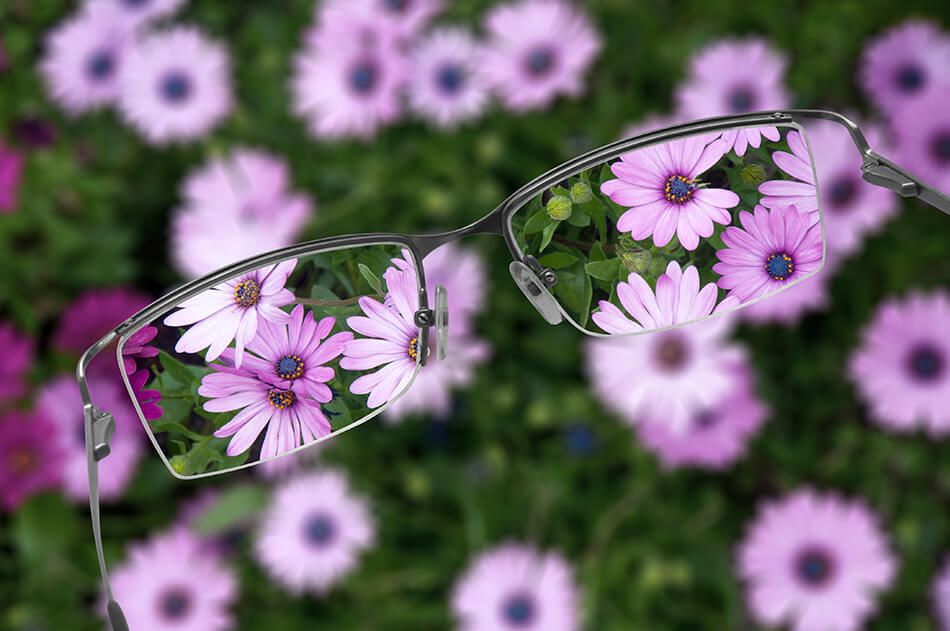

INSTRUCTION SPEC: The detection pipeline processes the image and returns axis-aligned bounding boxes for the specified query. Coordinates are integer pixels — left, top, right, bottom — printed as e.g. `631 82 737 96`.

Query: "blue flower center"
693 409 719 429
828 176 856 208
234 279 261 308
160 71 191 104
407 337 420 362
664 174 695 205
907 344 944 382
86 50 115 81
436 63 465 94
895 63 925 93
349 61 378 95
159 586 192 620
303 513 336 546
502 593 535 626
524 46 556 77
267 389 296 410
565 423 596 455
795 547 834 588
275 355 304 380
728 86 756 112
655 332 689 371
383 0 410 12
930 131 950 163
765 253 794 281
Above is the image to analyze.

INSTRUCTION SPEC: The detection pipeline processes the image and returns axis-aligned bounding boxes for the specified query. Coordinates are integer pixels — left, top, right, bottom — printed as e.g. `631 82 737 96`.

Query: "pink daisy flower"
452 542 580 631
324 0 442 40
757 129 820 217
849 291 950 435
121 325 158 375
0 411 63 512
739 255 839 326
408 27 490 128
0 138 24 213
163 259 296 366
110 527 237 631
85 0 188 27
341 260 421 409
636 362 766 470
933 557 950 629
600 133 738 250
859 19 950 117
254 469 375 595
118 26 231 145
129 367 162 421
480 0 602 112
37 375 143 502
619 111 685 141
39 3 131 115
713 205 824 304
171 148 314 279
892 90 950 194
0 321 33 405
676 38 789 155
737 489 896 631
52 287 150 355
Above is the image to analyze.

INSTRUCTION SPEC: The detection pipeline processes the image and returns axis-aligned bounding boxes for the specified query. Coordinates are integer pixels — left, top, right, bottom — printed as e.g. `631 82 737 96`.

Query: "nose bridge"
509 261 563 325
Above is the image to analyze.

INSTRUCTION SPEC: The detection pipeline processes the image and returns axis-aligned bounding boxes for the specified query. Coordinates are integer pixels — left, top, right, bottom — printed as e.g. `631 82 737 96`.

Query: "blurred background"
3 1 950 629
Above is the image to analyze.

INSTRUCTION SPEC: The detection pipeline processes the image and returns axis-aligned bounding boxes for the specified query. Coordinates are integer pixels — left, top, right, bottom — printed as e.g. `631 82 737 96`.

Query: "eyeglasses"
78 109 950 630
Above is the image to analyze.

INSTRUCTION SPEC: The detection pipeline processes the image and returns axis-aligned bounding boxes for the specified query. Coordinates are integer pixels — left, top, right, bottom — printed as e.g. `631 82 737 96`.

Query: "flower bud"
740 163 767 185
546 195 573 221
169 455 188 476
570 181 593 204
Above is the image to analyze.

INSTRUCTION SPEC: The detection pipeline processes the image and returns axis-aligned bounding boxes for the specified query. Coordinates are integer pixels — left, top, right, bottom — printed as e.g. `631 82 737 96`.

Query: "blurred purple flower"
601 134 737 250
171 148 314 279
324 0 442 40
53 287 151 355
714 205 824 303
593 261 739 335
129 368 162 421
0 139 24 213
254 469 375 595
110 527 237 631
163 259 296 366
737 489 896 631
118 26 232 145
620 112 685 140
758 130 820 216
341 262 420 409
408 27 489 128
452 542 579 631
0 411 63 511
892 90 950 194
859 19 950 118
849 290 950 435
12 117 57 149
255 440 326 479
39 3 132 115
636 362 766 470
121 325 158 375
37 375 143 502
676 38 789 155
480 0 601 112
933 557 950 630
86 0 189 27
0 321 32 405
739 255 839 326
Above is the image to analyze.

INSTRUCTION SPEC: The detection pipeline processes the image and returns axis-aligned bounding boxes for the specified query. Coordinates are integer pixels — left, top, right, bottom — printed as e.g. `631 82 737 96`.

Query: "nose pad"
509 261 563 325
434 283 449 360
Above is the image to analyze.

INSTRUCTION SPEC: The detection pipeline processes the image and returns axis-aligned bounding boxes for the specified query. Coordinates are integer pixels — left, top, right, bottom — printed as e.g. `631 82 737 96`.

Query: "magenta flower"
0 411 63 512
933 557 950 630
129 368 162 421
38 375 143 502
122 325 158 375
0 139 23 213
324 0 442 39
86 0 189 27
118 26 231 145
893 90 950 194
254 469 375 595
53 287 150 355
636 362 766 470
860 19 950 117
341 262 420 409
452 542 580 631
713 205 824 303
676 38 789 155
849 291 950 435
757 130 820 217
481 0 601 112
408 27 490 128
163 259 296 366
738 489 896 631
39 3 131 115
0 321 33 405
171 148 313 279
739 256 838 326
601 134 738 250
109 527 237 631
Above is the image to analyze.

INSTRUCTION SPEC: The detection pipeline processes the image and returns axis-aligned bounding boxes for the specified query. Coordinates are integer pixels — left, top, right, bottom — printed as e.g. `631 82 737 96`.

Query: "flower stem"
551 235 617 253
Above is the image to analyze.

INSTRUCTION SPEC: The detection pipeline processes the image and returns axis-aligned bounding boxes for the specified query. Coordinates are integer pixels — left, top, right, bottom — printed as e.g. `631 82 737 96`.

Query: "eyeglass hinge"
861 157 918 198
88 407 116 462
414 308 435 328
524 255 558 289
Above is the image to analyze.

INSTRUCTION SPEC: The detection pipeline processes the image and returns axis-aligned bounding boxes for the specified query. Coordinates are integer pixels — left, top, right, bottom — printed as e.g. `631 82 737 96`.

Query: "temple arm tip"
107 600 129 631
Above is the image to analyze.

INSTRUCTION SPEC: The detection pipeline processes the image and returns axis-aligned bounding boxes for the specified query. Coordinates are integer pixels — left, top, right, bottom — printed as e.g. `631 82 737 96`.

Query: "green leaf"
585 257 621 281
158 350 205 391
150 395 193 426
565 207 591 227
589 241 606 262
524 208 550 234
540 221 558 253
191 484 270 535
12 494 78 565
310 285 341 301
323 396 353 428
580 197 608 242
538 252 579 269
149 417 209 441
358 263 383 294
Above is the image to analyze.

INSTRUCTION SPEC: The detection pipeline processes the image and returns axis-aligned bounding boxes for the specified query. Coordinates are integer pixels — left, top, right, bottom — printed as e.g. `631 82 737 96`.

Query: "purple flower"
341 261 421 409
0 139 24 213
255 440 326 480
118 26 232 145
620 111 685 141
636 362 766 470
324 0 442 40
171 148 313 279
933 557 950 630
739 255 839 326
109 527 237 631
408 27 489 128
849 291 950 435
129 368 162 421
738 489 896 631
0 411 63 512
85 0 188 27
163 259 296 366
757 130 820 217
39 3 131 115
122 325 158 375
452 542 580 631
253 469 375 595
37 375 143 502
480 0 602 112
53 287 151 355
601 134 738 250
592 261 739 334
676 38 789 155
860 19 950 117
0 321 33 405
892 90 950 194
713 205 824 303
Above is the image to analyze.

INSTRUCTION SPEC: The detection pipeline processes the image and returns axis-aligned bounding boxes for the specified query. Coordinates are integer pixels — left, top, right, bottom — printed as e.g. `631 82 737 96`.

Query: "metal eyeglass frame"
76 109 950 631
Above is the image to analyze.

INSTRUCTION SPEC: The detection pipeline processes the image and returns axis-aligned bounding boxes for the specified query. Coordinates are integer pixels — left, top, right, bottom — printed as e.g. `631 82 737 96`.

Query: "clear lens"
510 123 824 334
118 243 423 478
